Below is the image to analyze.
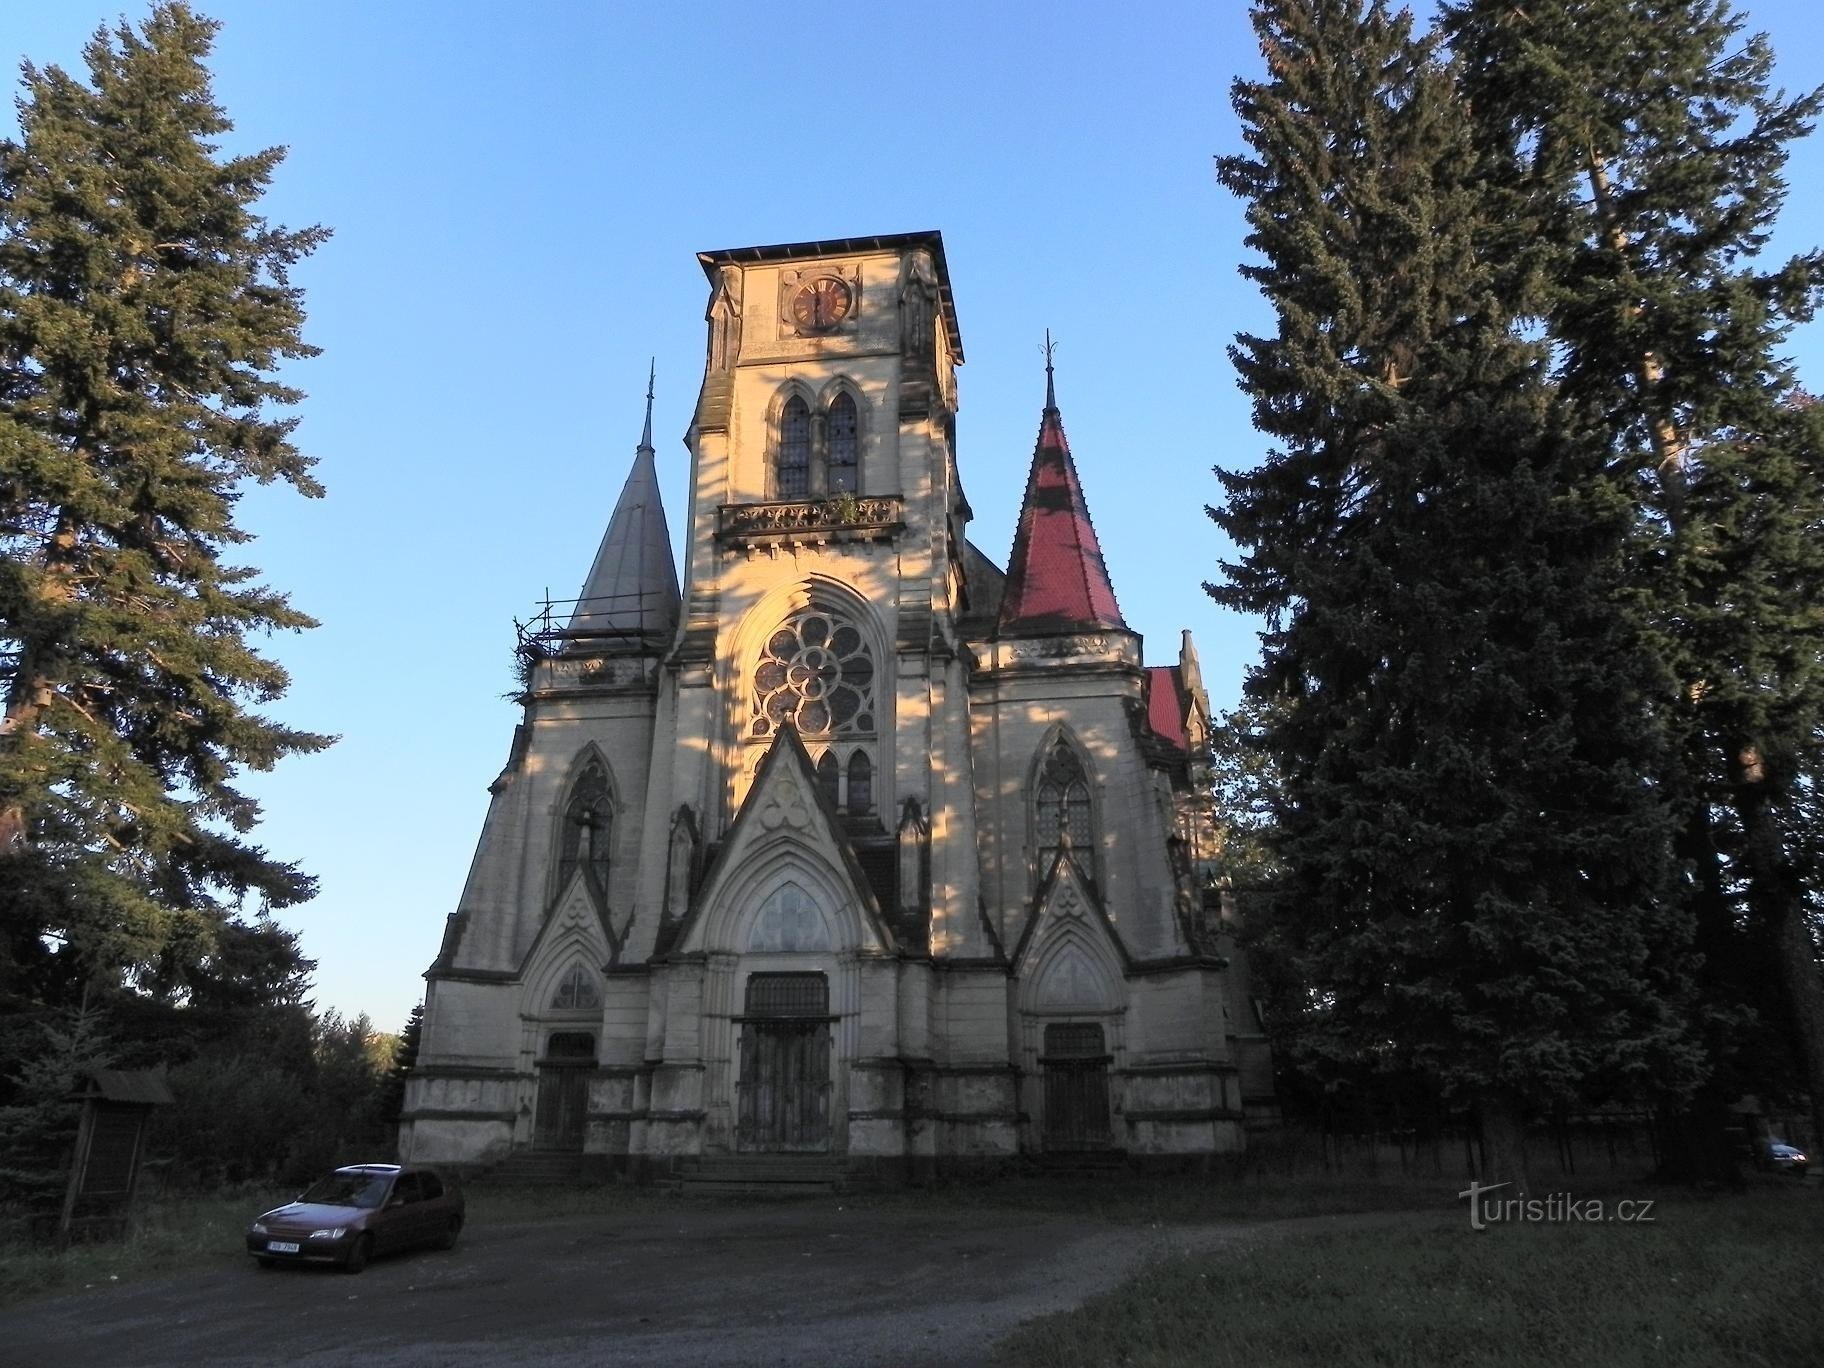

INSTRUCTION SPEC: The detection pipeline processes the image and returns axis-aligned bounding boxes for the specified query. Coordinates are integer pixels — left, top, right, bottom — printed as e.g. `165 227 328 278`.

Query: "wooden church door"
736 973 832 1152
1041 1022 1114 1151
534 1032 595 1150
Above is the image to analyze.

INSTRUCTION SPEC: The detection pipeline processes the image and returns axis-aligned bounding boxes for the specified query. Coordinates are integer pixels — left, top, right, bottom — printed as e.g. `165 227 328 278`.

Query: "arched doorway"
735 972 832 1152
534 1031 596 1151
1040 1022 1113 1152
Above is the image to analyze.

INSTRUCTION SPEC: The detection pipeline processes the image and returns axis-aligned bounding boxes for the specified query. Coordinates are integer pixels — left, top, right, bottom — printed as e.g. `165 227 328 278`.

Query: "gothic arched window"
815 750 840 807
550 963 602 1011
558 764 613 894
1035 741 1094 878
847 751 872 817
827 392 858 493
777 395 811 497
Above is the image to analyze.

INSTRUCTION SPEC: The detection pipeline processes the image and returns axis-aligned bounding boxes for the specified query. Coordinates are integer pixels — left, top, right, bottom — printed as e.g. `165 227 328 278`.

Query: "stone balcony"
716 495 905 549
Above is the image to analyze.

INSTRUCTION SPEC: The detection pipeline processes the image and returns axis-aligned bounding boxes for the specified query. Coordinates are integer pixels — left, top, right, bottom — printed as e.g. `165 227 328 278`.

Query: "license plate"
268 1241 300 1254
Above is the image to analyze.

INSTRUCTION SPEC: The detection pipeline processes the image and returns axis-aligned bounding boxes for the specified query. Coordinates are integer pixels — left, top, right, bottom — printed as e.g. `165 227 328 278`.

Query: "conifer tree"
1212 0 1699 1183
1442 0 1824 1151
0 4 329 1009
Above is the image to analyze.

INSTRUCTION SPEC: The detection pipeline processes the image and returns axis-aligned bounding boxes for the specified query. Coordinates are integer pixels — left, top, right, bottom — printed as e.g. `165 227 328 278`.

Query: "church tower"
402 233 1259 1178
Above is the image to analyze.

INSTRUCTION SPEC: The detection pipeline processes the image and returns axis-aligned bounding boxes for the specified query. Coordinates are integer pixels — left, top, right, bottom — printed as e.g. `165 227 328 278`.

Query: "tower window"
770 387 862 498
778 395 811 497
816 750 840 808
558 764 613 895
827 392 858 493
1035 741 1094 879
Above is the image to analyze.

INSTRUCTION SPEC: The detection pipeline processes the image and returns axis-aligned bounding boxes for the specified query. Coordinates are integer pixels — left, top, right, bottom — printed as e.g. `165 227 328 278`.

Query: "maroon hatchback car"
246 1163 464 1273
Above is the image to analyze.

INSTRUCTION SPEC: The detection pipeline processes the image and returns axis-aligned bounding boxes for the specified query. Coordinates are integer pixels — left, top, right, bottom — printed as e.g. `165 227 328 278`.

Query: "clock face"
790 276 854 332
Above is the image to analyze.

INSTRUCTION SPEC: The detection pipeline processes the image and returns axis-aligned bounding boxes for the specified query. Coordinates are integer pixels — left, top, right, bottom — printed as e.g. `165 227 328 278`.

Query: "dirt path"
6 1200 1435 1368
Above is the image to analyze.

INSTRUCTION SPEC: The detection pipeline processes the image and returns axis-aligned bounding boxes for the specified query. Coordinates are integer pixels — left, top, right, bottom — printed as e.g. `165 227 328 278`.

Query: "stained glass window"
847 750 872 817
550 963 602 1011
827 392 858 493
750 610 875 740
558 765 612 893
778 395 810 497
1036 741 1093 877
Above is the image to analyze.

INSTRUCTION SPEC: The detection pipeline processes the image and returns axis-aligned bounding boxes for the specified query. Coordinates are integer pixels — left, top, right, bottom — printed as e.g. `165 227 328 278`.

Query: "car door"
376 1172 421 1253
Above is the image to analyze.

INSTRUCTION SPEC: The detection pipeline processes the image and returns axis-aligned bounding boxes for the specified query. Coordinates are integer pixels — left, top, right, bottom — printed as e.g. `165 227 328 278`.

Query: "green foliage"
1211 0 1699 1114
371 1003 422 1133
0 2 330 1008
0 1008 112 1207
1443 0 1824 1131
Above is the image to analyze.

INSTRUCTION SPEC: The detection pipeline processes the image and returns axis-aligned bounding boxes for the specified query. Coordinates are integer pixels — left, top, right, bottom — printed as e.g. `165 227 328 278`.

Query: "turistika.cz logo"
1458 1181 1657 1231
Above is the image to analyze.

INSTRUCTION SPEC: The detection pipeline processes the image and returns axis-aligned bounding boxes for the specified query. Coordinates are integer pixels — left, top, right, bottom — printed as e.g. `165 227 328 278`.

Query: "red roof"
1145 667 1189 752
997 398 1127 635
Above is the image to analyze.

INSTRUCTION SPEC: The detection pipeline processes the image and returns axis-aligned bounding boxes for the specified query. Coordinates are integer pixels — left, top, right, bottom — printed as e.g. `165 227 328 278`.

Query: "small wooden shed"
56 1068 174 1248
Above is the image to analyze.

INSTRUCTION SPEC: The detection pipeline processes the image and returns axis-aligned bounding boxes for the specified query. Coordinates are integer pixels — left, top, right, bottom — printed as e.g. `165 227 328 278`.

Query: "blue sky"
5 1 1822 1033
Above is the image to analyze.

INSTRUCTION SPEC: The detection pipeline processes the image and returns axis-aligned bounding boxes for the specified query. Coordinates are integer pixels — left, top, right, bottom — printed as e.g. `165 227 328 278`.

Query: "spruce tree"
0 4 329 1009
1443 0 1824 1153
1212 0 1699 1183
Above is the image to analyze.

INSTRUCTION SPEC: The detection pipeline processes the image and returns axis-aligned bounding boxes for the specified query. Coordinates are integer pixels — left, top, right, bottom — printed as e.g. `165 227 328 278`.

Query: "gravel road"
6 1198 1284 1368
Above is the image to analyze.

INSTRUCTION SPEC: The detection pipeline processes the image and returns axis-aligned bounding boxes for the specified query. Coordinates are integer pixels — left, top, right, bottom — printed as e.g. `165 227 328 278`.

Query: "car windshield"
299 1171 393 1209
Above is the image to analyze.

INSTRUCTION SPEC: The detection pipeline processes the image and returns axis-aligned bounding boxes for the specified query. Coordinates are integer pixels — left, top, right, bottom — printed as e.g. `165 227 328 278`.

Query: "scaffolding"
515 588 675 658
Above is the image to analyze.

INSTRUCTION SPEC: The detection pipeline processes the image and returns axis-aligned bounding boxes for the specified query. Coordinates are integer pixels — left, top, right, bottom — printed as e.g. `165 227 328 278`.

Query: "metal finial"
1043 329 1058 411
640 358 655 450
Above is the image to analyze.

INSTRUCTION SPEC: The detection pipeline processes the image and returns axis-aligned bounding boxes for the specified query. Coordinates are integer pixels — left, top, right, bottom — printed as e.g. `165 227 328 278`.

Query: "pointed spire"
567 368 680 644
1043 328 1057 413
640 357 655 452
996 350 1128 636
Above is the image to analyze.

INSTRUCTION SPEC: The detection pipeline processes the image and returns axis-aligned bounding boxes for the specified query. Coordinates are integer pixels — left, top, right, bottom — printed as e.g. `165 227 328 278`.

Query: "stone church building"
401 232 1270 1179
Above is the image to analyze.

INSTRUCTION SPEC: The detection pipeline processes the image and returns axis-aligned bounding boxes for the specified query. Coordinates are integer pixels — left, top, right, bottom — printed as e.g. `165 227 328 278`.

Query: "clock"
789 275 854 332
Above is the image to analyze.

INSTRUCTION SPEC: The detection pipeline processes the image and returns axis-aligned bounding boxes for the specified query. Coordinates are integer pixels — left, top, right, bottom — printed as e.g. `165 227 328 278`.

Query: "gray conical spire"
565 368 680 644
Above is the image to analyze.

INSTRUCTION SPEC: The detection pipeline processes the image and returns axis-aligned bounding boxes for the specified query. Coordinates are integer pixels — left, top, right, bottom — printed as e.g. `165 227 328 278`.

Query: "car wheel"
342 1234 373 1275
437 1215 463 1251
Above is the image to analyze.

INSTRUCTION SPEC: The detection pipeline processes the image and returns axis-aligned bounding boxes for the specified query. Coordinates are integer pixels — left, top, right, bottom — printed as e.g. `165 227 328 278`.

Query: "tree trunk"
1477 1089 1532 1193
1728 736 1824 1156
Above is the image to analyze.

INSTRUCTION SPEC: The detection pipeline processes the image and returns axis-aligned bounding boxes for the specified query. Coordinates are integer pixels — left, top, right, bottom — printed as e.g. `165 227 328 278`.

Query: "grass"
994 1187 1824 1368
0 1185 289 1309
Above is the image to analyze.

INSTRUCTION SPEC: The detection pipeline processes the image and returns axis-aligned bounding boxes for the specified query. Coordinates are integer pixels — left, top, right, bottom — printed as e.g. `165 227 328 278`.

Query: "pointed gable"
1011 854 1129 1012
672 726 896 958
996 369 1127 636
568 372 681 643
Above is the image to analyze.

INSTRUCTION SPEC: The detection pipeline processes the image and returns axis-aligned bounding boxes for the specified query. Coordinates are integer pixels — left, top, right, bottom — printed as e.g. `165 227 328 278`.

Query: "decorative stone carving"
716 495 904 547
707 265 742 371
758 775 812 831
900 249 937 360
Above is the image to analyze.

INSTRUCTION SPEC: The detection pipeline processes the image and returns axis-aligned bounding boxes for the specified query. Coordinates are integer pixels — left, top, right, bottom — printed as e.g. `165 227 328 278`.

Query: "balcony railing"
716 495 904 548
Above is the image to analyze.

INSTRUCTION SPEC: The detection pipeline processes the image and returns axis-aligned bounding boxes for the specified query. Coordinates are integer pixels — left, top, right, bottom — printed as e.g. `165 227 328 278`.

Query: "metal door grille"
744 972 829 1018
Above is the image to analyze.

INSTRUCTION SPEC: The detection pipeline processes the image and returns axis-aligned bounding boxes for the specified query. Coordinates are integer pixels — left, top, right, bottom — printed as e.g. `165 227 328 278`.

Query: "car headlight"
308 1227 347 1240
250 1222 269 1235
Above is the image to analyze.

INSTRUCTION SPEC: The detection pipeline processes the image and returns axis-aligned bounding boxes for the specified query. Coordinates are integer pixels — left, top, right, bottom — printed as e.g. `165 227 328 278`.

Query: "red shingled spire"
996 344 1128 635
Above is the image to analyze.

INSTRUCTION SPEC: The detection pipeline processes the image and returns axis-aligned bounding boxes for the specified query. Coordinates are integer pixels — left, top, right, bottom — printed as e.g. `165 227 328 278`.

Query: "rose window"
751 611 874 738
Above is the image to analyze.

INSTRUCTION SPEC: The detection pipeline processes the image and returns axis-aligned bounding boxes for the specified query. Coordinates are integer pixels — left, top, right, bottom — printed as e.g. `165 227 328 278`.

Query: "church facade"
401 232 1270 1179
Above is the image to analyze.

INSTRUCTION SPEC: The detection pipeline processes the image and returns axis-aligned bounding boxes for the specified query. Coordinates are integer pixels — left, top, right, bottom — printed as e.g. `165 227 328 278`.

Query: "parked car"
1766 1140 1809 1176
246 1163 464 1272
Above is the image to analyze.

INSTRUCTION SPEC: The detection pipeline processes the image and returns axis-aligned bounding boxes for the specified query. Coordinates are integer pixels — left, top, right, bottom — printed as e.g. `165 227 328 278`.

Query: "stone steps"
480 1151 588 1186
675 1153 841 1196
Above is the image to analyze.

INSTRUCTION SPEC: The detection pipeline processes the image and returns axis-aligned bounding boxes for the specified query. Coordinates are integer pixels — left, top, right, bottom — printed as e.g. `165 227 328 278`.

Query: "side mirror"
386 1196 405 1209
